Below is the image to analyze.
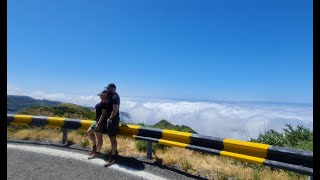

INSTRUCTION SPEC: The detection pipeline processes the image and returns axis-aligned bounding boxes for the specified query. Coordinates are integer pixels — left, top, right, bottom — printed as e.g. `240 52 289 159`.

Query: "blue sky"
8 0 313 104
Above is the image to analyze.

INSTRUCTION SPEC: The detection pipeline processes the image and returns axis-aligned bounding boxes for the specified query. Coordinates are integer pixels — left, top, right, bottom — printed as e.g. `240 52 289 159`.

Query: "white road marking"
7 144 167 180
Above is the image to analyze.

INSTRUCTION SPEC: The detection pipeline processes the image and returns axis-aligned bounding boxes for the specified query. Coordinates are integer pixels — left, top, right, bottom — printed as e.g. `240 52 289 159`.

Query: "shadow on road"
7 140 208 180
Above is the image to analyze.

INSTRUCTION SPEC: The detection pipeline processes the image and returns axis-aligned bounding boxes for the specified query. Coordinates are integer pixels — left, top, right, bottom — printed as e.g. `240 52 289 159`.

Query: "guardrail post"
62 129 68 144
147 141 152 160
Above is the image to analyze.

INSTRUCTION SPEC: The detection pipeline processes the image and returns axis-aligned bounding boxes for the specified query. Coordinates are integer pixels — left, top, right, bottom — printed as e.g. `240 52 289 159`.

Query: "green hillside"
18 103 96 120
153 119 197 133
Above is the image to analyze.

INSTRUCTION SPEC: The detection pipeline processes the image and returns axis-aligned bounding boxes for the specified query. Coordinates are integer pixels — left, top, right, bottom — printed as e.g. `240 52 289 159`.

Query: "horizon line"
7 93 313 106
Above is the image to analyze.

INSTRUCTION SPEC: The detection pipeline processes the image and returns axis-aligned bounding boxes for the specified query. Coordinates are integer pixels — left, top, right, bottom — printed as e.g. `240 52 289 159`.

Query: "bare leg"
87 128 96 146
104 135 118 166
109 135 117 155
95 133 103 153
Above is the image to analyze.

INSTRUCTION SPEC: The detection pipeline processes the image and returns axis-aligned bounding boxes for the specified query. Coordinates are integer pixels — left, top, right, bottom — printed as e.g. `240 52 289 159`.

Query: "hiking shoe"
104 155 117 167
88 152 101 159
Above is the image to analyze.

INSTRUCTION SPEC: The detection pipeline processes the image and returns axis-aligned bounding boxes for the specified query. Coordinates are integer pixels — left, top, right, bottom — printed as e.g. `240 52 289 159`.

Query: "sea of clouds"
8 87 313 141
120 97 313 141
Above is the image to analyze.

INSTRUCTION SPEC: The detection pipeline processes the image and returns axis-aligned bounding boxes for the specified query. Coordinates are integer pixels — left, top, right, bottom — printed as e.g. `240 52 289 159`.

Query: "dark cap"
105 83 116 89
97 89 108 96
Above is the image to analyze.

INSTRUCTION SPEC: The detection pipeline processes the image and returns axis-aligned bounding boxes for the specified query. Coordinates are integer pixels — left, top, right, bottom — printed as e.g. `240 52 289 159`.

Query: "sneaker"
88 152 101 159
104 155 117 167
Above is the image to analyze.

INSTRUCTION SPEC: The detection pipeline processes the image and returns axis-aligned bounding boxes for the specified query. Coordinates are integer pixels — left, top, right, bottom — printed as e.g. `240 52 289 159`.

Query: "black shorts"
106 117 120 137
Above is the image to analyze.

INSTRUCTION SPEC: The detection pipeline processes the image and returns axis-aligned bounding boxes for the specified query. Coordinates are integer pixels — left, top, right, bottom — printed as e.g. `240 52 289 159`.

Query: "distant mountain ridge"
7 95 62 114
18 103 96 120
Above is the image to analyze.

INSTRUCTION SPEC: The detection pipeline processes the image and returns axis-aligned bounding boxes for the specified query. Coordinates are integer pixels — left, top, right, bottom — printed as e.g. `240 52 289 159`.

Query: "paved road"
7 142 206 180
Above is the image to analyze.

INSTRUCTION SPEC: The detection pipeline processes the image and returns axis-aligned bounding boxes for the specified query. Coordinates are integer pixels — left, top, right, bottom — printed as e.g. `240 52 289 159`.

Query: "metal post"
308 176 313 180
62 129 68 144
147 141 152 160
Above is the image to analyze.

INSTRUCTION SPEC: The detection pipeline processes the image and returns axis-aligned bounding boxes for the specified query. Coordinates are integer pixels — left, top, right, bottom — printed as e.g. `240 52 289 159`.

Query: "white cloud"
120 97 313 141
8 86 313 141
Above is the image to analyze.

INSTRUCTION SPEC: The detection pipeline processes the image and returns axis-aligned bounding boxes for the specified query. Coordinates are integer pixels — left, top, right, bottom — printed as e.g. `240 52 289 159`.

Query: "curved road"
7 142 205 180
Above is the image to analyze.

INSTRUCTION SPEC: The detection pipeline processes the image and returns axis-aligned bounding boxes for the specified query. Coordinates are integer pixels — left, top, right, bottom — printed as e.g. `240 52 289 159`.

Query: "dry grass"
7 127 308 180
154 147 304 180
8 127 62 142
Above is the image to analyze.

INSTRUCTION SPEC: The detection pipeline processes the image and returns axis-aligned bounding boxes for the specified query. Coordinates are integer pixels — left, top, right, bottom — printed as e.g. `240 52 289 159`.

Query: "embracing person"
87 89 109 159
103 83 120 167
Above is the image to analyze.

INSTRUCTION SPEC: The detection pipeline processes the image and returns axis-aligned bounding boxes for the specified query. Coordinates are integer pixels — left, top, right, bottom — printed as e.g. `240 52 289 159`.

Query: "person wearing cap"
103 83 120 166
87 89 109 159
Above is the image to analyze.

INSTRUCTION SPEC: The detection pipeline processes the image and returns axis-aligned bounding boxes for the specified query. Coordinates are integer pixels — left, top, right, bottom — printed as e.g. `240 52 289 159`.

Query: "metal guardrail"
7 114 313 177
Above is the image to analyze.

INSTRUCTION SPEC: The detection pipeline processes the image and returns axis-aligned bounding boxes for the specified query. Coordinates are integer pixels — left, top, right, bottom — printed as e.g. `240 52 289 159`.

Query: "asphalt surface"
7 141 207 180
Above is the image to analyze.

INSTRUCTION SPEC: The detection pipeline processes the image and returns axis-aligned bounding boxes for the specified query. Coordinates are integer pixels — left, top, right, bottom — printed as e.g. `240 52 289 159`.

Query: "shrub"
283 123 312 148
250 123 313 151
251 129 285 147
135 140 164 152
80 139 90 148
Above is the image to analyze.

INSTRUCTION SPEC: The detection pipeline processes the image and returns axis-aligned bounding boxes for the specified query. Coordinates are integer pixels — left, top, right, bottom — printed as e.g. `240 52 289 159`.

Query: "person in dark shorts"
87 89 109 159
103 83 120 166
